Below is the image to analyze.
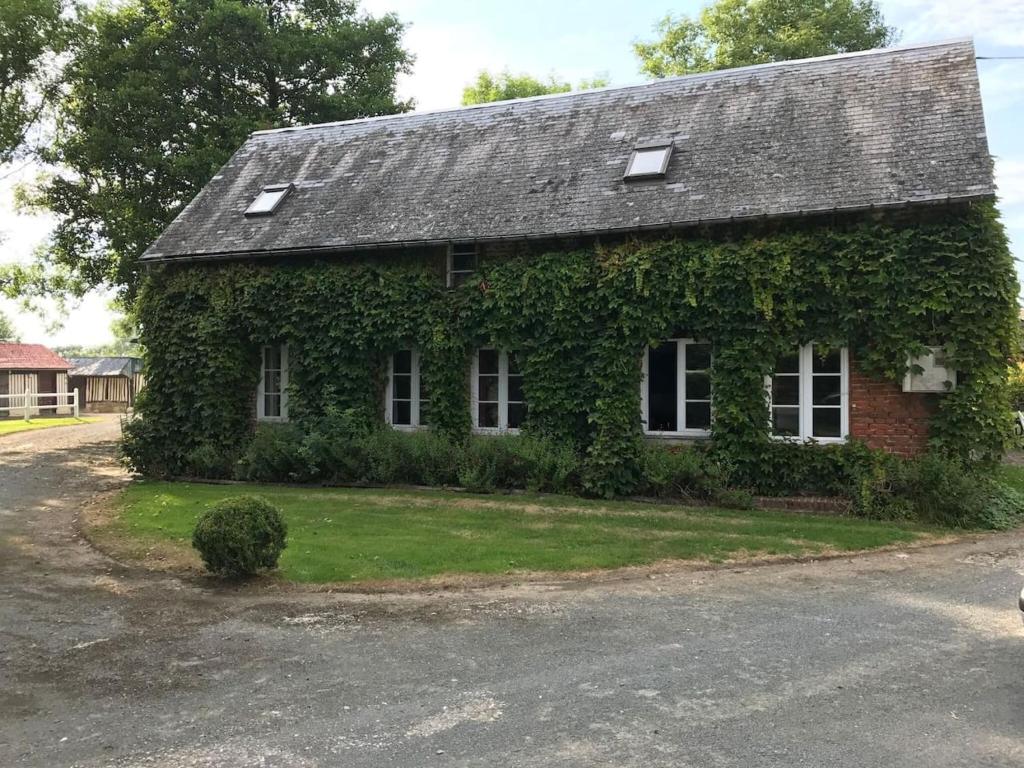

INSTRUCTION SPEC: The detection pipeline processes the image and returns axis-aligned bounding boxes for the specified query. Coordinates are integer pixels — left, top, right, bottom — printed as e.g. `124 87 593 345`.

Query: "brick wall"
848 355 937 456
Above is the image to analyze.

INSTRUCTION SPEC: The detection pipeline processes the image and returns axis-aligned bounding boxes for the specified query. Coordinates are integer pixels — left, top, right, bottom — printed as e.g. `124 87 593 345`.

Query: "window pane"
812 408 841 438
507 353 521 375
685 402 711 430
393 374 411 400
264 394 281 418
479 402 499 428
508 402 525 429
628 147 670 176
264 346 281 370
478 375 499 402
478 349 499 375
647 344 677 431
685 372 711 400
772 407 800 436
452 253 476 272
392 400 411 425
686 344 712 371
812 375 841 406
812 346 841 374
775 350 799 374
508 375 524 403
266 371 282 395
771 375 799 406
393 350 412 374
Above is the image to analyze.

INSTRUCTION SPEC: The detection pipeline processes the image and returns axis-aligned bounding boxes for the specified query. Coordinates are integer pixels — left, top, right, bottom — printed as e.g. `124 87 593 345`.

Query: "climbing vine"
127 202 1019 494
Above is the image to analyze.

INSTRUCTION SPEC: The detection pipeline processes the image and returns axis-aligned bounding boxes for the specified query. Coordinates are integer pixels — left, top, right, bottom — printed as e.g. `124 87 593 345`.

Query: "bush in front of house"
190 422 1024 530
192 495 288 577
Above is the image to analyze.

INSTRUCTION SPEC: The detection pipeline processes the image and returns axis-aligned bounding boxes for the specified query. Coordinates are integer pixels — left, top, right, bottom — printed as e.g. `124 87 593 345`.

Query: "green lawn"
0 416 99 437
999 465 1024 493
97 481 933 585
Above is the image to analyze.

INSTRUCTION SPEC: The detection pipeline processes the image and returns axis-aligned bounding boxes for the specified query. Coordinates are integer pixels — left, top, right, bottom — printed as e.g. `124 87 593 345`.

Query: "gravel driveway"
1 419 1023 767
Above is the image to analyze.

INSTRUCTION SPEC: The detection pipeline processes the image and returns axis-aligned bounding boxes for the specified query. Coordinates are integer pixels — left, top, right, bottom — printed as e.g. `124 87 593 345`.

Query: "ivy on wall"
129 202 1019 494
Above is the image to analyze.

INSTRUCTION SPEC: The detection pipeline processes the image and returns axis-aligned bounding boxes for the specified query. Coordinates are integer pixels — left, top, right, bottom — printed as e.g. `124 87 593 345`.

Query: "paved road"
1 420 1023 767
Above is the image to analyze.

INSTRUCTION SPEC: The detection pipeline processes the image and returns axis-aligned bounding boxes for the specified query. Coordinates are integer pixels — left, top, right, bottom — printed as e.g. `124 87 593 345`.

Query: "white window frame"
767 343 849 443
640 338 713 438
257 344 289 422
245 184 293 216
384 349 427 430
471 349 523 434
447 243 478 288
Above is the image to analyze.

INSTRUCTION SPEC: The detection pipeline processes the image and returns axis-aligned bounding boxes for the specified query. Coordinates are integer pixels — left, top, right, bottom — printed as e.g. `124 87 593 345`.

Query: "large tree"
0 309 19 341
634 0 897 77
462 70 608 105
19 0 412 304
0 0 65 164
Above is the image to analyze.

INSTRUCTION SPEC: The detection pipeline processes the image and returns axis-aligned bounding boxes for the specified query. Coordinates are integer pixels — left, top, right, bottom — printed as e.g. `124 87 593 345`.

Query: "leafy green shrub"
844 451 1024 529
713 488 755 510
458 437 529 492
235 424 307 482
182 442 235 479
1009 363 1024 411
405 430 464 486
513 435 580 493
640 444 721 499
121 416 182 477
896 453 1024 529
191 495 288 577
359 428 417 485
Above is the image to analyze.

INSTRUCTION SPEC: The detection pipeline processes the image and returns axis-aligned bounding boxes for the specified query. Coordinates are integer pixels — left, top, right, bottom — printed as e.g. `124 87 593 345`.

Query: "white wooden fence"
0 390 79 420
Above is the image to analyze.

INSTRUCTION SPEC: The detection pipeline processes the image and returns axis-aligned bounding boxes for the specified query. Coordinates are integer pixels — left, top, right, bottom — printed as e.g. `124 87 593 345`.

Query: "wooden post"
73 389 79 419
23 387 30 422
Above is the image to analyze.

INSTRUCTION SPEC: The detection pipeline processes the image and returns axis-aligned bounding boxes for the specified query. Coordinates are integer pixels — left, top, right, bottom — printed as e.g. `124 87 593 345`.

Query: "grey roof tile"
143 39 993 262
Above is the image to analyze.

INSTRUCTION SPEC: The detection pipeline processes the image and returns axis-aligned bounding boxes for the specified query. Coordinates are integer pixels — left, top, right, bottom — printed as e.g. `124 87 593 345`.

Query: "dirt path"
2 419 1023 767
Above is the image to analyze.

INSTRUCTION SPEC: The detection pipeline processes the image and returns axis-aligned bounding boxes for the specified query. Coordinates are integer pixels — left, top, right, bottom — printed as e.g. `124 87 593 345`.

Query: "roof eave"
141 192 994 265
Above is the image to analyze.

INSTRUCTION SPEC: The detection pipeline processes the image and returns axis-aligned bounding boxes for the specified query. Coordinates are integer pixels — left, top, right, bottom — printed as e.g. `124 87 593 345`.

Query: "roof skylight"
624 141 673 179
245 184 293 216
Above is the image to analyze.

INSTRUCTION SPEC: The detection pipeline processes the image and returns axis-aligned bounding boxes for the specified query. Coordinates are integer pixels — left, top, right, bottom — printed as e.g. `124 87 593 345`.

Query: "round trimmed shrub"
192 495 287 577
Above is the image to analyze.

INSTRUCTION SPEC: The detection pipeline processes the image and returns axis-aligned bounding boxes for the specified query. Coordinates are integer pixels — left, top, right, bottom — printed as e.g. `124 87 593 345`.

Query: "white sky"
1 0 1022 345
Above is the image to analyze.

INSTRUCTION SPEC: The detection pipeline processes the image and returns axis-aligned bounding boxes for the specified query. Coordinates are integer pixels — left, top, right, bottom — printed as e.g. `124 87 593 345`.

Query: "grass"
0 416 99 437
998 464 1024 493
92 481 935 585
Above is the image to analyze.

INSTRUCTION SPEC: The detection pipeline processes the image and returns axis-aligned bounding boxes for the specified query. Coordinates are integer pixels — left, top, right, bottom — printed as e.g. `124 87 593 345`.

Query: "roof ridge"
251 37 975 137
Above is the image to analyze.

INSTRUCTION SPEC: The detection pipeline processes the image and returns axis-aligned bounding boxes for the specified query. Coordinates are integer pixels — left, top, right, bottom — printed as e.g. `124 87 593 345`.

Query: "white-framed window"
447 243 478 288
257 344 288 421
641 339 712 436
769 343 849 442
385 349 429 429
245 184 293 216
472 349 525 432
624 140 673 179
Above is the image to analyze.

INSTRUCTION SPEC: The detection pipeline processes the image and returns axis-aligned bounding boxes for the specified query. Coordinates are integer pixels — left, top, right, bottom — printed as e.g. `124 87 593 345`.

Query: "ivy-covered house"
134 39 1017 491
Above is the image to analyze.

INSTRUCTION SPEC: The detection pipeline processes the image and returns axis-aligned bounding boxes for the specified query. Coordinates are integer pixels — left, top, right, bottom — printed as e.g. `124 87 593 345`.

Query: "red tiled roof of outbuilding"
0 343 72 370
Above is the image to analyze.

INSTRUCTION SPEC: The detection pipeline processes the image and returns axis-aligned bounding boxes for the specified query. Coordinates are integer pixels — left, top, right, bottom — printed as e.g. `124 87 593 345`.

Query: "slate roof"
143 39 994 263
68 357 142 378
0 344 71 371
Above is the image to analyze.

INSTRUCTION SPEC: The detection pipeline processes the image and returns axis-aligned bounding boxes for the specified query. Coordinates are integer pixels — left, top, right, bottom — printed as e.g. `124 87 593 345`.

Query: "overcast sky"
1 0 1021 345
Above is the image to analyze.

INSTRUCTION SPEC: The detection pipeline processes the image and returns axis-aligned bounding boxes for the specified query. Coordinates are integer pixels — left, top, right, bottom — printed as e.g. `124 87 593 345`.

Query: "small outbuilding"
0 343 73 418
68 357 145 413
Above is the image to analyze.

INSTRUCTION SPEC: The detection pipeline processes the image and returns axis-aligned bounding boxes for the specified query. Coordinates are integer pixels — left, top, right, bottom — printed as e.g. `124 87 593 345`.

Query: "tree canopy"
17 0 412 305
0 0 65 164
0 308 18 342
634 0 897 77
461 70 609 105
